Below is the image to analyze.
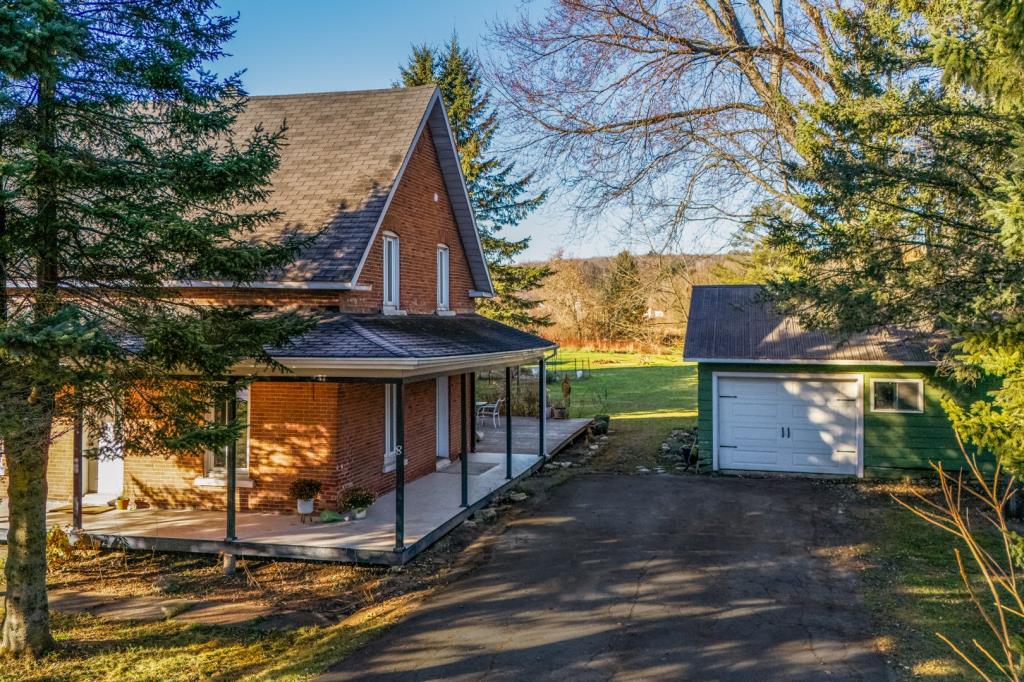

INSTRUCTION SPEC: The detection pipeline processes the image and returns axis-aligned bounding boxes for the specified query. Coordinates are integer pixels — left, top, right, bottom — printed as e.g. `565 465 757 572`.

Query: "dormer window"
383 233 400 310
436 245 450 312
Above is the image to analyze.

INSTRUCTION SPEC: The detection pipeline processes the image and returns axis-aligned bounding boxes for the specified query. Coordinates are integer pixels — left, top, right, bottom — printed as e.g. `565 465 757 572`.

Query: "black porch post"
460 373 468 507
395 380 406 551
469 371 477 453
505 366 513 479
225 390 238 543
72 409 83 532
538 357 547 458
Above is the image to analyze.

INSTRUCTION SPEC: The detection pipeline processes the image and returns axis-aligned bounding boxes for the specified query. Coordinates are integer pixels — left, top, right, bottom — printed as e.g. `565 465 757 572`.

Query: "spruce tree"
398 36 550 330
0 1 309 656
600 251 647 341
760 0 1024 475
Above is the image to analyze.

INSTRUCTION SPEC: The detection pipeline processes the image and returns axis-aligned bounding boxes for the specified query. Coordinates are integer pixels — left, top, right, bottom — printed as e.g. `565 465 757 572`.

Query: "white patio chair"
477 397 505 429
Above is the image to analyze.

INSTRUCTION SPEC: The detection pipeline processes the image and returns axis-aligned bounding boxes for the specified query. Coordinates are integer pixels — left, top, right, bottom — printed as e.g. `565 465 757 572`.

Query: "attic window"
436 245 450 311
383 233 400 309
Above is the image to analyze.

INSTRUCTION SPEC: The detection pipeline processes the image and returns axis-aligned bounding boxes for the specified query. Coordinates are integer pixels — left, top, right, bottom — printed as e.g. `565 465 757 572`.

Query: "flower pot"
552 406 568 419
296 498 314 515
115 498 129 510
354 508 367 520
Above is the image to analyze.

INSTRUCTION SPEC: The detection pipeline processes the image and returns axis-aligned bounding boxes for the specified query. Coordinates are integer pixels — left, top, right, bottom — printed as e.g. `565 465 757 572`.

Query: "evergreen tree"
760 0 1024 474
398 36 550 330
0 1 310 656
600 251 647 341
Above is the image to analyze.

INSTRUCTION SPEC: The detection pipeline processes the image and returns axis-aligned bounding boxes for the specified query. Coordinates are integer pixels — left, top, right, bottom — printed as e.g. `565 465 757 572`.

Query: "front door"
436 377 449 457
88 421 124 499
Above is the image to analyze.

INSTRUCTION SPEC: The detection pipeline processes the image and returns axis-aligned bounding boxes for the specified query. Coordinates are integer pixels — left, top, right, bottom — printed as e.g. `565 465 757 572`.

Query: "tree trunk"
1 419 56 657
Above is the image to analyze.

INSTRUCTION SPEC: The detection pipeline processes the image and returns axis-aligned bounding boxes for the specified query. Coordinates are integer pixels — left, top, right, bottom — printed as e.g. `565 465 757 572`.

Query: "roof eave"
683 356 937 367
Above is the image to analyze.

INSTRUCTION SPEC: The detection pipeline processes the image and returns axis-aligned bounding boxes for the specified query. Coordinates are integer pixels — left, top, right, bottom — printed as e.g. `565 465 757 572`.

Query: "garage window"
871 379 923 413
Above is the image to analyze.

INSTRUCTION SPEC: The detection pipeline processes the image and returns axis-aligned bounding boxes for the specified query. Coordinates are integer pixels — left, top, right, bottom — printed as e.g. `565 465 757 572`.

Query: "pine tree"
398 36 550 330
0 1 310 656
600 251 647 341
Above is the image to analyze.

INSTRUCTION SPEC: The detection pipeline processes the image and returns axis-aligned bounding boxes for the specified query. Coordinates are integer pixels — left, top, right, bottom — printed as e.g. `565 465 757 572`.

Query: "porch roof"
253 312 556 378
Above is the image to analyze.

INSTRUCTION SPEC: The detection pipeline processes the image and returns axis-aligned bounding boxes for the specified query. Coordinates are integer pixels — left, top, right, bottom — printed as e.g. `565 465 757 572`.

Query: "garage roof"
684 285 939 365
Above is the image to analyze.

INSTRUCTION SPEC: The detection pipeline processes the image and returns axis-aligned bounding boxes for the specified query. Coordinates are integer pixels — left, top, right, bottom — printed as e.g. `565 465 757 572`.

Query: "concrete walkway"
321 475 890 681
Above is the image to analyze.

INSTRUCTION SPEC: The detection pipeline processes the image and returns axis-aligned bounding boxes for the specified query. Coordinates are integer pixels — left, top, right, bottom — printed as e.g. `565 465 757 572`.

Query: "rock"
153 575 180 594
464 520 478 528
477 508 498 523
508 492 528 502
589 444 600 451
661 443 670 451
636 466 650 474
389 565 404 573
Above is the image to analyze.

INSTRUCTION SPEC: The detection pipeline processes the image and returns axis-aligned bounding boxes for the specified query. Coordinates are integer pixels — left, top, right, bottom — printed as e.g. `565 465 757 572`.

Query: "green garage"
684 285 974 477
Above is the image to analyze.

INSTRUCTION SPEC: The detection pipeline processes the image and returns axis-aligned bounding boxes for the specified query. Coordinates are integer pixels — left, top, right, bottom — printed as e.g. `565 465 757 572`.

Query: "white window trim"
869 378 924 414
436 244 450 312
384 383 398 472
204 391 251 480
382 232 400 311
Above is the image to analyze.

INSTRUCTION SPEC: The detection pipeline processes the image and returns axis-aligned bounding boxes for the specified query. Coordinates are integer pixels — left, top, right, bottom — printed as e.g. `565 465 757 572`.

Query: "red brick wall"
336 379 437 499
36 379 457 513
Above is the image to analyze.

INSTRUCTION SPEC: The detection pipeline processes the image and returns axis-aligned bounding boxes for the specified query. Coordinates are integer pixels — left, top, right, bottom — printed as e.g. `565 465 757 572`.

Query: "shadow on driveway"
320 475 891 681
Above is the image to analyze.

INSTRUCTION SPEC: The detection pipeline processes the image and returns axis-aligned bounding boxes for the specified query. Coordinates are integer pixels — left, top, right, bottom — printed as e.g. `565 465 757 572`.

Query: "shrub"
287 478 322 501
338 487 376 510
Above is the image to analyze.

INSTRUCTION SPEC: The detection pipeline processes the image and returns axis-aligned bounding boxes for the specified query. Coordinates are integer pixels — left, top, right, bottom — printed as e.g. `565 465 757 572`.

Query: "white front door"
716 375 860 475
436 377 449 457
94 421 124 497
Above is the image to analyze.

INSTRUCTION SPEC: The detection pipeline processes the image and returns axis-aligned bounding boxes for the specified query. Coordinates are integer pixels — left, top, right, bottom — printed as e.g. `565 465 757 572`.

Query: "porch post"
469 371 477 453
505 366 513 479
538 357 547 458
460 373 468 507
225 390 237 542
72 408 84 532
395 380 406 552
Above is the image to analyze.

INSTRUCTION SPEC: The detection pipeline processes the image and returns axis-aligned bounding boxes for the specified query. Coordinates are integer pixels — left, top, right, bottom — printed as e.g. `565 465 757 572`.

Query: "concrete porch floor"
0 418 591 565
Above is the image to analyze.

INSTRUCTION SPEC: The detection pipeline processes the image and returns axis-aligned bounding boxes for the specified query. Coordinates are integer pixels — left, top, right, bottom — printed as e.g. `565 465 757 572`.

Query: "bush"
338 486 376 510
287 478 322 500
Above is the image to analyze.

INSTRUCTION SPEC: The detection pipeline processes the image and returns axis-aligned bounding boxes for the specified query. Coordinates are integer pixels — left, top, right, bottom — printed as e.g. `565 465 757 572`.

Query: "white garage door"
716 375 861 475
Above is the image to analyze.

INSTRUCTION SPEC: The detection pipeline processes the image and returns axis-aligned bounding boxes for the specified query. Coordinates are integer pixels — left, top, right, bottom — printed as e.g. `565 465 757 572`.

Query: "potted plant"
338 487 376 520
288 478 322 515
551 400 568 419
115 496 130 510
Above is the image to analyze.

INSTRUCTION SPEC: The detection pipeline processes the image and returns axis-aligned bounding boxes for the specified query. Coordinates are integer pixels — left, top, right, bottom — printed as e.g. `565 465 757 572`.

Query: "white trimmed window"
436 245 450 311
206 389 250 477
870 379 924 413
383 233 400 309
384 383 399 471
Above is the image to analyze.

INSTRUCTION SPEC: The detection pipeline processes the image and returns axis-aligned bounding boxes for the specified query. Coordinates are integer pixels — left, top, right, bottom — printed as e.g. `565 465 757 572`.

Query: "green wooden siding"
695 363 985 476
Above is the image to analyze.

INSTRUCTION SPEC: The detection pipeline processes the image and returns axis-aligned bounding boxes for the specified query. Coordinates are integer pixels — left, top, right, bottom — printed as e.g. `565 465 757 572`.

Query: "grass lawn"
853 483 1006 680
548 349 697 473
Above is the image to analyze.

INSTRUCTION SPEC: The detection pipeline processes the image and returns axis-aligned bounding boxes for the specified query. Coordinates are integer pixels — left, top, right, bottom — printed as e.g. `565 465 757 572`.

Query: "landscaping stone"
96 595 196 622
477 508 498 523
173 600 272 626
508 492 528 502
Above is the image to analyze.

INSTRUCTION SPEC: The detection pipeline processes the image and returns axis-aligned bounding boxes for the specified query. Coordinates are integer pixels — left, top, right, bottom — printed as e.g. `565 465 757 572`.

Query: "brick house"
24 86 555 549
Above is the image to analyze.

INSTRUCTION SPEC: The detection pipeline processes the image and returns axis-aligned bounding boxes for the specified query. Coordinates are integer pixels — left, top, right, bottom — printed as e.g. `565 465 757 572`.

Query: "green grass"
855 485 1004 680
548 349 696 473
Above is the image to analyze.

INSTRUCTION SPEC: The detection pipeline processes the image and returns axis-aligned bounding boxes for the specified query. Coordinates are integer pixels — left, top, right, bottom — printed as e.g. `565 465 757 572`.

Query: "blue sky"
214 0 602 262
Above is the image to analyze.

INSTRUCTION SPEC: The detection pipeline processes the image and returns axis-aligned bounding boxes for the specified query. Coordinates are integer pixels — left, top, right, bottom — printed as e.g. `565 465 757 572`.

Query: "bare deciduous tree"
488 0 843 246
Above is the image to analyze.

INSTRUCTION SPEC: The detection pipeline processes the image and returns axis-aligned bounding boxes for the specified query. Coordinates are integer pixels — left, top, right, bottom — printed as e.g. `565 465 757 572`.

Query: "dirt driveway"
321 475 891 681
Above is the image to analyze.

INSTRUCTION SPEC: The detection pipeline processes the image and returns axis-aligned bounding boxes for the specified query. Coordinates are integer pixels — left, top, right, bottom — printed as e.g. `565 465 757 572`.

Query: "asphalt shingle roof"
234 86 437 283
270 313 556 359
683 285 938 364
